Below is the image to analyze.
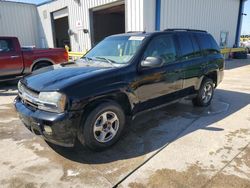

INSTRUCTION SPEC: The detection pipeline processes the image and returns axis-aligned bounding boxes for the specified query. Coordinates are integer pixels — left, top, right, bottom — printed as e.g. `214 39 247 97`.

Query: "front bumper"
14 96 82 147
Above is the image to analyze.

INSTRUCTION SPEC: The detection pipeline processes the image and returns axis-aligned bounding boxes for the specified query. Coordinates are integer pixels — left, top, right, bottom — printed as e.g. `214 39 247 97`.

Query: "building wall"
126 0 155 32
0 1 40 47
37 0 120 52
160 0 240 47
38 0 153 51
38 0 240 51
126 0 144 32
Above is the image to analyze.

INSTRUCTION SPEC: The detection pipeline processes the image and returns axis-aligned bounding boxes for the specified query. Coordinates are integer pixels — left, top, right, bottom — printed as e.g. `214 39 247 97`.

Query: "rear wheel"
193 78 214 107
78 101 125 151
32 62 52 71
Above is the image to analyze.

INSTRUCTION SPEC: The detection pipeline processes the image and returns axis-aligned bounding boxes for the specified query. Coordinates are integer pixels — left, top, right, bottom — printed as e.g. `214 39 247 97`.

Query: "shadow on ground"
0 81 18 96
48 89 250 164
225 55 250 70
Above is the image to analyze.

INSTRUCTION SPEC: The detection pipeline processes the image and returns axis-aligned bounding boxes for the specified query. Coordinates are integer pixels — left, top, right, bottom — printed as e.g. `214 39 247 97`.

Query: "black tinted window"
196 33 211 50
177 33 196 60
190 34 200 52
209 35 220 51
143 35 177 64
0 39 13 52
195 33 220 55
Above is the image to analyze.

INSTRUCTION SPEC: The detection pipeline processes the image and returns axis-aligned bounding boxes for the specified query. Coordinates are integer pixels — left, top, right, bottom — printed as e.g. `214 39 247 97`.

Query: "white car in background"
241 40 250 53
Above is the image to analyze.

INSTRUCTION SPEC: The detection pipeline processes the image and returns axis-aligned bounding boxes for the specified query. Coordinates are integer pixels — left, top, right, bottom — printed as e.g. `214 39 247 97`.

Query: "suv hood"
22 62 115 91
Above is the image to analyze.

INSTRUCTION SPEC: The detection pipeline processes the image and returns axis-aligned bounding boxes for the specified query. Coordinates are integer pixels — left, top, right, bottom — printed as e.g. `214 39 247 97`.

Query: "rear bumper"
217 70 224 86
14 96 82 147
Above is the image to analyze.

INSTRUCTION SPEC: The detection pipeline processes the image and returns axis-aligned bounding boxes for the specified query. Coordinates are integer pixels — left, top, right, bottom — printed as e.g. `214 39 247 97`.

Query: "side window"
143 35 177 64
177 33 195 60
0 39 13 52
209 35 220 52
190 34 202 58
196 33 211 50
195 33 219 55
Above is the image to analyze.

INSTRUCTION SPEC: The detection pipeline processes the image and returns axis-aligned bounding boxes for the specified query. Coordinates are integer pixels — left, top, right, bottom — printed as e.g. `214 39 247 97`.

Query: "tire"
247 48 250 54
32 62 52 71
233 51 248 59
193 78 214 107
77 101 126 151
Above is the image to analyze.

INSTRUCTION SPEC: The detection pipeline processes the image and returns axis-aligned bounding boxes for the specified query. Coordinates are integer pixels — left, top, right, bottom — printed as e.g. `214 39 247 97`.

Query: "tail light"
64 51 69 61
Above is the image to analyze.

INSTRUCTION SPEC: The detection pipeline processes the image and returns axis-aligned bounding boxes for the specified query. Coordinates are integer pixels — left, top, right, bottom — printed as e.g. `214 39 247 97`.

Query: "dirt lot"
0 58 249 188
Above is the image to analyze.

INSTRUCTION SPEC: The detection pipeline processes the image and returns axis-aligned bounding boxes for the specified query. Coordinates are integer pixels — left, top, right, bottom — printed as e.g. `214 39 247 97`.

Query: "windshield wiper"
81 56 93 62
94 57 116 67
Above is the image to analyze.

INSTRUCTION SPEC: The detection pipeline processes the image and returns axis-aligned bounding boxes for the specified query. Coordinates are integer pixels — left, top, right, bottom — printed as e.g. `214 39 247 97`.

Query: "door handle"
174 70 181 73
10 55 20 59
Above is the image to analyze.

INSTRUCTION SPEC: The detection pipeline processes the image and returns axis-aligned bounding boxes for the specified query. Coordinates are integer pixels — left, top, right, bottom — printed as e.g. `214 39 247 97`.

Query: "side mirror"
141 57 163 68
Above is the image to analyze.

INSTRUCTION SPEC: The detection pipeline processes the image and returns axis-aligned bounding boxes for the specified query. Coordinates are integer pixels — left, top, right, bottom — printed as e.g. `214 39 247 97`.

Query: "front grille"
18 82 39 110
22 98 38 109
18 83 39 98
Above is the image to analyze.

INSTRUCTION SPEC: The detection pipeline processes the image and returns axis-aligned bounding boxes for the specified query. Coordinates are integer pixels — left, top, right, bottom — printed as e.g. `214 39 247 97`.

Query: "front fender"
69 82 138 112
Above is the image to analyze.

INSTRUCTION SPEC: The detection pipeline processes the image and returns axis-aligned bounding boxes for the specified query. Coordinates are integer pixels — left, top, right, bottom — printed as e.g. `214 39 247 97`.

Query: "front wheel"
78 102 125 151
193 78 214 107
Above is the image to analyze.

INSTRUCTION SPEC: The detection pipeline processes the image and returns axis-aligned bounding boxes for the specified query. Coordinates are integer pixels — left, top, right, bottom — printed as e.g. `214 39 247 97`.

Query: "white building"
0 0 246 51
0 1 40 47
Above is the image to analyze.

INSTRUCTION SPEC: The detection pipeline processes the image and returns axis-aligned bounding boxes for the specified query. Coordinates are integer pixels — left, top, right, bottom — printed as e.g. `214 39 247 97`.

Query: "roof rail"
164 28 207 33
126 31 146 34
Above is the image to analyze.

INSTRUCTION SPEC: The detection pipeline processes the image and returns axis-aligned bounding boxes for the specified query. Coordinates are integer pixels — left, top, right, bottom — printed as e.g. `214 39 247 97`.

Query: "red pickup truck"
0 37 68 81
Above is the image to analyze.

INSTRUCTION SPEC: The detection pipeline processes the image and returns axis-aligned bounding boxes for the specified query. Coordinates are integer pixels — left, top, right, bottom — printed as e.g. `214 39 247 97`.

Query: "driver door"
0 38 23 76
134 34 184 112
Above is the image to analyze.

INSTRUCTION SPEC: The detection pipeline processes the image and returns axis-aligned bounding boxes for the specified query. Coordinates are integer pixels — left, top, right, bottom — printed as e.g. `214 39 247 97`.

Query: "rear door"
134 34 183 111
177 32 207 90
0 38 23 76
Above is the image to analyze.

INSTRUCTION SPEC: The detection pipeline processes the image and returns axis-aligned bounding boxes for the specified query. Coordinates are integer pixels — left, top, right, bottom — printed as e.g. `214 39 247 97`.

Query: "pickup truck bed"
0 37 68 80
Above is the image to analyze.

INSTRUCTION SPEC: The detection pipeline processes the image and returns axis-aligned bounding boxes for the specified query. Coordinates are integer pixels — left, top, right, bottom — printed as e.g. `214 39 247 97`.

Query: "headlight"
38 92 67 113
17 81 23 94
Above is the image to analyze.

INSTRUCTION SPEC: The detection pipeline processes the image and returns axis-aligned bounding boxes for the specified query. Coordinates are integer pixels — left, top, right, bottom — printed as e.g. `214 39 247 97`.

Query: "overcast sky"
6 0 250 34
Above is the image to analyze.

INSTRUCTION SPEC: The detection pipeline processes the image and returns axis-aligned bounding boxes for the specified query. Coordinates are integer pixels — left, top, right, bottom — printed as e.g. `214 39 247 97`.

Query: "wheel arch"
30 58 55 71
82 92 133 118
195 70 218 90
205 71 218 87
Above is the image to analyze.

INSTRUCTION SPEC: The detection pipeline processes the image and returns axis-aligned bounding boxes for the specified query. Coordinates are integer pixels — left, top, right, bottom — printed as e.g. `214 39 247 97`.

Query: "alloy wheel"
93 111 119 143
201 83 213 103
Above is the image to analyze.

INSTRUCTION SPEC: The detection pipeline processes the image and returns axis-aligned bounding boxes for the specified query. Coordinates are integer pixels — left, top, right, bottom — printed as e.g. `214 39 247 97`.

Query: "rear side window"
143 35 177 64
195 33 220 55
177 33 201 60
209 35 220 51
0 39 13 52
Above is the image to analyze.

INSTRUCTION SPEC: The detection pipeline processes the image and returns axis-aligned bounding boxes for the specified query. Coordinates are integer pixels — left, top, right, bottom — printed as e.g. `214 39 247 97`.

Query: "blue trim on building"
235 0 244 46
155 0 161 31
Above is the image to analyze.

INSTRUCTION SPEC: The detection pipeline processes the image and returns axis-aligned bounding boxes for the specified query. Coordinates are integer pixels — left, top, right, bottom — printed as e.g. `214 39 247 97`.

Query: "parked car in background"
0 37 68 81
14 29 224 151
241 40 250 54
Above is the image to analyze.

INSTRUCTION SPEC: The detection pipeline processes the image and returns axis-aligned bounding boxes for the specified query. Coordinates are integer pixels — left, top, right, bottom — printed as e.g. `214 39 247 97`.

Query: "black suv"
14 29 224 150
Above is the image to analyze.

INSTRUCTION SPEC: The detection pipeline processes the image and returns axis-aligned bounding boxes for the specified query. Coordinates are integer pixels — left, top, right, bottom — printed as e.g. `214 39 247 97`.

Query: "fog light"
44 125 52 135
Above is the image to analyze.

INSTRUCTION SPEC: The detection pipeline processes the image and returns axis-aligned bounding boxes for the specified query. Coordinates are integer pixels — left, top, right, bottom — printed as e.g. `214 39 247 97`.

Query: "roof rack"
126 31 146 34
164 28 207 33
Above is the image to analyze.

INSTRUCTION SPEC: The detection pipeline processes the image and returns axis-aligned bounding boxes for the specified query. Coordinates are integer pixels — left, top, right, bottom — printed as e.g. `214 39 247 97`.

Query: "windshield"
84 36 145 64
